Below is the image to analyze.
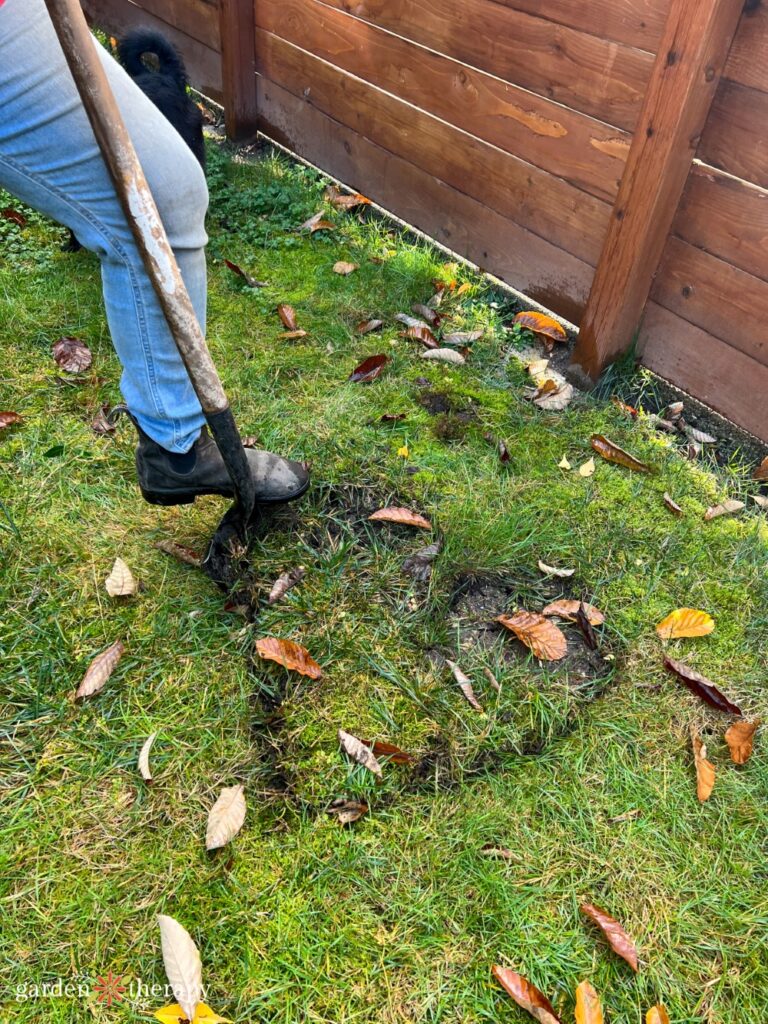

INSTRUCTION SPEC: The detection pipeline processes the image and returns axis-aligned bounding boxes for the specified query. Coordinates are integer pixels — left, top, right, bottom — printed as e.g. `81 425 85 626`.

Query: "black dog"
65 30 205 251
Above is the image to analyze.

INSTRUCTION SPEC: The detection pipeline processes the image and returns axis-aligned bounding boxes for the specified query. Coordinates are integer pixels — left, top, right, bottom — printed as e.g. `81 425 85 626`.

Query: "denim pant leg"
0 0 207 452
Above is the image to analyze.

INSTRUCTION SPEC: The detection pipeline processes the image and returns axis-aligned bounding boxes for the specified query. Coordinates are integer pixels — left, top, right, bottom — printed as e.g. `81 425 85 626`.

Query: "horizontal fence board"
255 0 628 202
640 303 768 440
652 236 768 366
257 74 594 321
699 80 768 191
83 0 222 98
254 30 611 265
724 4 768 94
489 0 668 51
676 164 768 284
84 0 220 49
319 0 653 131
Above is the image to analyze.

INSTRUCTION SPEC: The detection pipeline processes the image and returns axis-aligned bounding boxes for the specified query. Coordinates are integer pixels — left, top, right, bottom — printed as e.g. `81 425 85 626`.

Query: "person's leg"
0 0 206 451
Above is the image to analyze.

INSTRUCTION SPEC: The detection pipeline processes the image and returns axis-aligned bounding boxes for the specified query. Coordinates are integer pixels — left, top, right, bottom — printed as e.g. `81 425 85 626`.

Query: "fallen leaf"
479 845 516 859
154 1003 230 1024
155 539 202 568
492 966 562 1024
0 411 23 431
223 259 266 287
397 444 409 458
611 396 638 418
206 785 247 850
664 657 743 715
575 981 603 1024
360 739 414 764
575 602 599 651
329 192 370 211
691 726 715 802
276 304 299 330
255 637 323 679
157 915 202 1023
281 330 308 340
656 608 714 640
542 600 605 625
338 730 382 775
558 454 572 470
402 541 441 581
514 311 567 352
684 425 716 444
537 560 575 578
752 456 768 481
580 903 639 971
411 302 439 324
380 412 407 423
753 494 768 510
52 336 92 373
369 507 432 529
498 440 510 463
91 403 115 435
442 330 483 346
483 666 501 693
328 798 368 824
356 319 383 335
665 401 684 420
526 357 550 377
421 348 465 364
402 324 439 348
75 640 125 699
299 211 335 232
532 379 559 398
497 611 567 661
663 493 683 516
1 206 27 227
704 499 745 521
349 354 389 383
591 434 652 472
138 732 157 783
268 566 306 605
578 457 595 477
446 659 484 711
105 557 137 597
394 313 430 330
533 381 574 412
333 260 359 275
724 719 760 764
646 1006 670 1024
455 282 471 297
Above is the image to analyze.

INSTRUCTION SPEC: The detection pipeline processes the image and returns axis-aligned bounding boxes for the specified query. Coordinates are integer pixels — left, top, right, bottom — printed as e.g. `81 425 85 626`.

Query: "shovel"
43 0 256 586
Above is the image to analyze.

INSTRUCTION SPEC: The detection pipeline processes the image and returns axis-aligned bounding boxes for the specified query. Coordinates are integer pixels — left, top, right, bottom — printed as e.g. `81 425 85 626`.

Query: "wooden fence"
82 0 768 442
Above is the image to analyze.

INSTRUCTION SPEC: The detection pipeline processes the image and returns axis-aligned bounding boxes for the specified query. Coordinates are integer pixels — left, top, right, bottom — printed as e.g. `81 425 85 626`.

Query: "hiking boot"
110 406 310 506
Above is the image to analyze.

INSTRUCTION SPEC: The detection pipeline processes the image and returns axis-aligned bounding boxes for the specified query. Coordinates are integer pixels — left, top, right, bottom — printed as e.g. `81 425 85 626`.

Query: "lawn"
1 141 767 1024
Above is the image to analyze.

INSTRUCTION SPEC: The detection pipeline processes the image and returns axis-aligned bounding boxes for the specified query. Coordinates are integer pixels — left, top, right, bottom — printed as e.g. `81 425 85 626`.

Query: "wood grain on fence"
488 0 668 51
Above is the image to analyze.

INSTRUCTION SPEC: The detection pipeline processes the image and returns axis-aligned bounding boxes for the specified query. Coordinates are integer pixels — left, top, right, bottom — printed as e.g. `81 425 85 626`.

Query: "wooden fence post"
219 0 258 141
570 0 745 381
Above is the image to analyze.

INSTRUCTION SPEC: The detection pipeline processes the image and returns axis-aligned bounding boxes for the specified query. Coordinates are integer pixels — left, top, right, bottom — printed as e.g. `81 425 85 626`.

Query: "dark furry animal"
64 30 205 251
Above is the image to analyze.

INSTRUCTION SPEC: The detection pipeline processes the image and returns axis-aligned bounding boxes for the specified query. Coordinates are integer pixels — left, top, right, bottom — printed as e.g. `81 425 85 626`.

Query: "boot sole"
140 478 310 507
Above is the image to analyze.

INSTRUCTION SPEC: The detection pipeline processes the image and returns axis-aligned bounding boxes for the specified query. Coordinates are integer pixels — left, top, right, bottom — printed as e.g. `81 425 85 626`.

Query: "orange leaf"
1 206 27 227
368 507 432 529
541 600 605 626
514 311 567 352
299 211 335 232
75 640 125 699
0 411 23 431
690 725 715 802
656 608 714 640
724 719 760 765
574 981 603 1024
591 434 652 473
360 740 414 765
752 456 768 481
580 903 639 971
277 304 298 330
492 967 562 1024
497 611 567 661
611 396 638 418
646 1007 670 1024
255 637 322 679
329 192 371 211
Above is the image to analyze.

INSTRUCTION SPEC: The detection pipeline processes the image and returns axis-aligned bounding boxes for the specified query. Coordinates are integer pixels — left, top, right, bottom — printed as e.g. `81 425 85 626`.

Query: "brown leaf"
483 666 501 693
268 566 306 605
349 354 389 383
542 601 605 626
753 494 768 510
492 966 562 1024
646 1006 670 1024
52 336 92 373
360 739 414 765
91 403 115 435
580 903 639 971
402 541 441 581
704 499 745 521
664 657 743 715
75 640 125 700
752 456 768 481
656 608 714 640
575 602 599 651
223 259 266 288
446 659 484 712
277 304 299 330
338 730 382 775
402 324 439 348
154 539 202 568
299 211 335 232
356 319 383 335
442 330 483 346
333 261 359 275
1 206 27 227
329 192 371 211
255 637 323 679
574 981 603 1024
281 330 308 340
369 506 432 529
533 381 574 411
611 396 638 418
663 493 683 516
684 424 716 444
0 411 23 431
691 725 715 802
514 311 567 352
591 434 651 473
328 798 368 824
724 718 760 764
537 561 575 578
380 412 407 423
394 313 431 330
411 302 439 324
497 611 567 661
479 844 516 859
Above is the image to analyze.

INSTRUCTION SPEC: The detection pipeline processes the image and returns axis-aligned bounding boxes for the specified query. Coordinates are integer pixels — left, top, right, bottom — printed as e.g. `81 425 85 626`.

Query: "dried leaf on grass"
753 494 768 510
753 456 768 481
446 659 484 711
411 302 439 324
328 798 368 824
576 603 599 651
349 354 389 383
277 304 299 330
479 845 516 859
138 732 157 783
542 600 605 625
442 330 483 346
580 902 639 971
530 380 574 411
611 396 638 418
574 981 603 1024
656 608 714 640
356 319 383 335
691 726 715 802
157 914 202 1023
105 557 137 597
206 785 246 850
1 206 27 227
360 739 414 764
684 425 716 444
402 324 439 348
268 566 306 605
91 403 115 435
497 611 567 661
514 311 567 352
704 499 745 520
255 637 322 679
52 336 92 373
646 1006 670 1024
663 493 683 516
333 260 359 275
395 313 430 330
299 211 335 233
155 539 202 568
578 458 595 477
537 560 575 578
724 719 760 764
326 188 371 211
558 454 572 470
369 506 431 529
664 657 742 715
223 259 266 287
0 411 23 431
281 330 308 340
591 434 651 472
402 541 441 581
338 730 382 776
492 966 562 1024
75 640 125 699
421 347 466 364
483 666 501 693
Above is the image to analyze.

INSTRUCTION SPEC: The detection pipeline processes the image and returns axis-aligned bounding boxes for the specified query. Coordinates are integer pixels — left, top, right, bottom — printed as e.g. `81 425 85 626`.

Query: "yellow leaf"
154 1003 232 1023
646 1004 670 1024
558 455 571 470
578 457 595 477
575 981 603 1024
656 608 714 640
691 726 715 802
397 444 409 458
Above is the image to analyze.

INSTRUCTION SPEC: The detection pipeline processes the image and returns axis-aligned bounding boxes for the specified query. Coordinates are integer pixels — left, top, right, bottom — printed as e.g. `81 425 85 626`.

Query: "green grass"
1 143 767 1024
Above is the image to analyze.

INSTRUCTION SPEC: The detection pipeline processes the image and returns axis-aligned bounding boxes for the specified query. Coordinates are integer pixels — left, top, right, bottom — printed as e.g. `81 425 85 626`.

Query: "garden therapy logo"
153 915 230 1024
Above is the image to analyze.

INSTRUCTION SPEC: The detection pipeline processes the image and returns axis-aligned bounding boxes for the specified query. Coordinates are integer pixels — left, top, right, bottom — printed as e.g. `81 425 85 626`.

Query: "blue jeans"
0 0 207 451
